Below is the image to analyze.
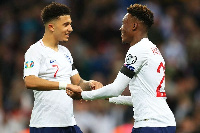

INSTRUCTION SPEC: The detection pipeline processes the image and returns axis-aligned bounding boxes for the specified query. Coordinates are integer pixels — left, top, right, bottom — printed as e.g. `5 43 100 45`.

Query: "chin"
62 39 69 42
122 39 129 45
121 39 126 44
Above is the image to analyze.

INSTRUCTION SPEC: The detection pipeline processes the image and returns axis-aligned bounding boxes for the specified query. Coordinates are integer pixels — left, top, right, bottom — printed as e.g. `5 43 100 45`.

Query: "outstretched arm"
81 72 131 100
67 71 132 100
67 65 135 100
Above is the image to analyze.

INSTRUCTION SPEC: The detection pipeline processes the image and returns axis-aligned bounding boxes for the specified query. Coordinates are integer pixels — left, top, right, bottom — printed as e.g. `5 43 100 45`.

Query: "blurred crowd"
0 0 200 133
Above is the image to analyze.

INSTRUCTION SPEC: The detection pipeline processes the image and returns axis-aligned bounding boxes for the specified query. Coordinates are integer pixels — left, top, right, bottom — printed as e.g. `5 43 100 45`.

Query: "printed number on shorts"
156 62 166 97
52 65 59 77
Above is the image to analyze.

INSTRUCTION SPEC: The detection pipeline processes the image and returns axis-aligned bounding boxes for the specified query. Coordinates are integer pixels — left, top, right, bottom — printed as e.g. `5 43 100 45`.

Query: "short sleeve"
62 46 79 77
23 48 41 78
70 65 78 76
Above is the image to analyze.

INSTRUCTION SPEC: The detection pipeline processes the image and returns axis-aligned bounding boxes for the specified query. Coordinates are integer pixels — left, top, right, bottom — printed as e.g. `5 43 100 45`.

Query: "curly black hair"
127 4 154 29
41 2 71 24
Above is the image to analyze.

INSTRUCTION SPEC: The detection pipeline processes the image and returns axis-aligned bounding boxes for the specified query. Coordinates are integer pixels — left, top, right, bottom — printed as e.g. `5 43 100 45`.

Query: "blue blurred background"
0 0 200 133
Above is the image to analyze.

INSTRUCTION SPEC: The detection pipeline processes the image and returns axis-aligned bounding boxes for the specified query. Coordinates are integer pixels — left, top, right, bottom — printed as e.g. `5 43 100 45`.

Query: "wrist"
59 82 68 90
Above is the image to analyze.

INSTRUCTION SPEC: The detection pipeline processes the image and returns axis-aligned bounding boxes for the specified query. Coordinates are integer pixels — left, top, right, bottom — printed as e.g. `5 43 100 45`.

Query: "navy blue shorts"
30 125 83 133
132 126 176 133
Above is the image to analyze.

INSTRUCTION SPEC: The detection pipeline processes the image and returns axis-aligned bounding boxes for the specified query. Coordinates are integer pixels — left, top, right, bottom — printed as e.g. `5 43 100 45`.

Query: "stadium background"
0 0 200 132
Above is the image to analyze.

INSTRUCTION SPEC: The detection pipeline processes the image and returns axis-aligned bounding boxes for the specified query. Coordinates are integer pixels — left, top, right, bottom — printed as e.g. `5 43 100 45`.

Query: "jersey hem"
134 122 176 128
29 123 77 128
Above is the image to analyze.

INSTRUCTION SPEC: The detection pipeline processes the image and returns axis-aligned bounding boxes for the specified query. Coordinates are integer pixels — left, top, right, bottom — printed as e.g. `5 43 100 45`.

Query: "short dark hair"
41 2 71 24
127 4 154 29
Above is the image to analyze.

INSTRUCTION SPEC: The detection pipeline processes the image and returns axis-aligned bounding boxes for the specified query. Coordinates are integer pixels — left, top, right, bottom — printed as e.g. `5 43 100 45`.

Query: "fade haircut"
127 4 154 29
41 2 71 24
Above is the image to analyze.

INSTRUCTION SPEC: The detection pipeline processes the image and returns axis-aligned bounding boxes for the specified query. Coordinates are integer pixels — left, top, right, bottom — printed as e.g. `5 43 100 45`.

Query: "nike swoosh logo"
50 60 56 63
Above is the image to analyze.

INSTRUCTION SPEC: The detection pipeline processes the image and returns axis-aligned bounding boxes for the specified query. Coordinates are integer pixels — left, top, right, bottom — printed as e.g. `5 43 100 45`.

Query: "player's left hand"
89 80 103 90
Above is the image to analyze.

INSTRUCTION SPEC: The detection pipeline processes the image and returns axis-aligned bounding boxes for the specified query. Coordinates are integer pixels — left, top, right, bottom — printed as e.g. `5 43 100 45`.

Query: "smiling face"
51 15 73 42
120 13 135 44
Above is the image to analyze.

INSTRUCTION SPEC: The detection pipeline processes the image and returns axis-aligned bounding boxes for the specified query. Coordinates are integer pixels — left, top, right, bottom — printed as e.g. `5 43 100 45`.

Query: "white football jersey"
125 38 176 128
23 40 78 127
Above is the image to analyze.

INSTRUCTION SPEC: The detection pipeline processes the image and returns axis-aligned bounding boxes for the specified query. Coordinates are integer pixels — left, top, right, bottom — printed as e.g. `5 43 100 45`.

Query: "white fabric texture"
124 38 176 128
109 95 133 106
24 39 78 127
59 82 68 90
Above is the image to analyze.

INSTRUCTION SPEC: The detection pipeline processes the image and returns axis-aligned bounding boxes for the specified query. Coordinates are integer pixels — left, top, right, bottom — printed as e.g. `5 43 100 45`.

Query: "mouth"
65 33 70 38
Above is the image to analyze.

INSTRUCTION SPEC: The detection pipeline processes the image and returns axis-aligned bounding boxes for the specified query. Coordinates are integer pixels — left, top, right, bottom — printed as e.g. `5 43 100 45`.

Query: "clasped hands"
66 80 103 100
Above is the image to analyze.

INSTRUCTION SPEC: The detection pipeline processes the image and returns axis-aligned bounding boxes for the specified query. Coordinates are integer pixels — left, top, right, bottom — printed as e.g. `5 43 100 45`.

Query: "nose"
68 24 73 32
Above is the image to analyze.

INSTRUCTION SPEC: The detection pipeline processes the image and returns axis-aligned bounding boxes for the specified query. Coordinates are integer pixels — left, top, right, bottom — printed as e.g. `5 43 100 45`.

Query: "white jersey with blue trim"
23 40 78 127
125 38 176 128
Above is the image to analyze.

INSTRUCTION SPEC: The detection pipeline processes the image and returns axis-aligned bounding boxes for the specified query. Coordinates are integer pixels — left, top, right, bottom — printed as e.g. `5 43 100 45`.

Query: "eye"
63 22 72 27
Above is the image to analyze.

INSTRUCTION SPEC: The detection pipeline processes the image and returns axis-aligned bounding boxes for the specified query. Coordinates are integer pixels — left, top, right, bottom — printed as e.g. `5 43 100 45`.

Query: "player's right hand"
66 84 83 100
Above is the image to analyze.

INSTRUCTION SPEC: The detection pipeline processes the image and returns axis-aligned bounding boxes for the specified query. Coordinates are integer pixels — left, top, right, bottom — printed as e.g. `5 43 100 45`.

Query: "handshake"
66 80 103 100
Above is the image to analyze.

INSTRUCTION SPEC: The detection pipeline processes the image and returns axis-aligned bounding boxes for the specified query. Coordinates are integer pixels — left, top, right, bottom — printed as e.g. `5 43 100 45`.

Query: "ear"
132 23 138 31
48 24 54 32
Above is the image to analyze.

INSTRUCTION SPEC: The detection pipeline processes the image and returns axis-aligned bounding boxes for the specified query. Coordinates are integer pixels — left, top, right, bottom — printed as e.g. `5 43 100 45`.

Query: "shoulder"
58 45 71 54
125 38 154 63
129 38 154 52
25 40 43 56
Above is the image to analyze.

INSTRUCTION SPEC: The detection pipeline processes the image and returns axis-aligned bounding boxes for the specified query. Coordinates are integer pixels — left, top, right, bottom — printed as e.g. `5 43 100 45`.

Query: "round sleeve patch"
25 61 34 68
125 54 137 65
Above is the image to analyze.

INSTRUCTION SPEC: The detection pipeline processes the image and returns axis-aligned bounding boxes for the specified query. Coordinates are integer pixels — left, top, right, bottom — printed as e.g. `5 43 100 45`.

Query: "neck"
42 31 59 51
130 33 148 46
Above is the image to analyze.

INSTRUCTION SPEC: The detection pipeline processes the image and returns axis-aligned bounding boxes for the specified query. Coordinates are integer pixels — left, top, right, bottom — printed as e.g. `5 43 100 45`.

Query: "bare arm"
24 75 80 91
24 75 59 91
71 73 103 91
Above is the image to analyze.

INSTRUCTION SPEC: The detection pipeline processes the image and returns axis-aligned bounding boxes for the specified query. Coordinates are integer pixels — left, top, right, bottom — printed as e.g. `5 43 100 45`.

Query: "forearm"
81 72 131 100
78 79 91 91
70 74 91 91
24 75 60 91
81 84 122 100
109 95 133 106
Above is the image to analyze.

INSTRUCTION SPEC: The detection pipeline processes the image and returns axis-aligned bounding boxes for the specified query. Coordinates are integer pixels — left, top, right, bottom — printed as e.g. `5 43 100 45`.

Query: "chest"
39 50 73 77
